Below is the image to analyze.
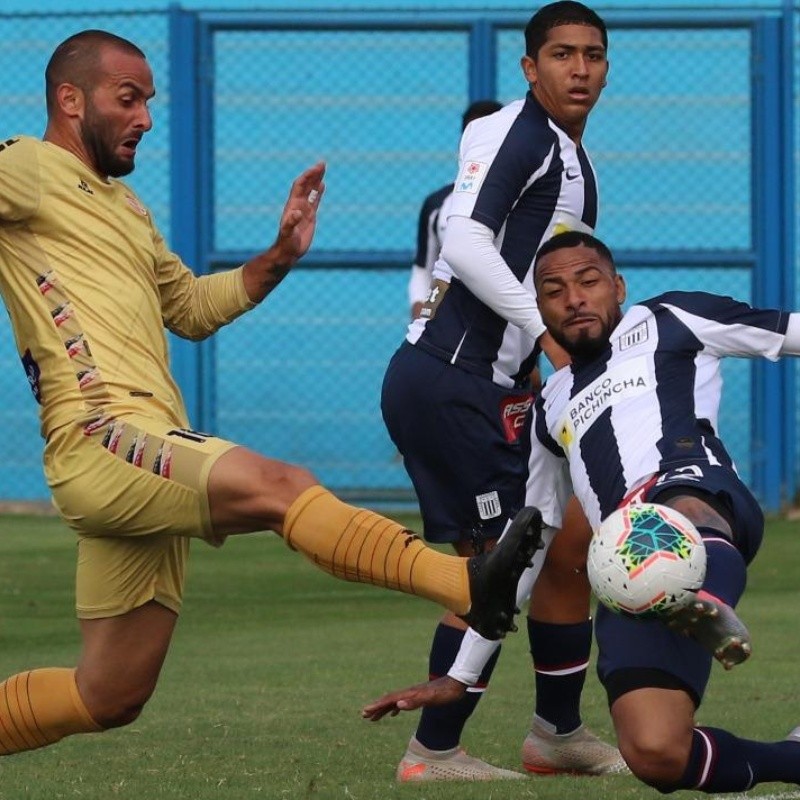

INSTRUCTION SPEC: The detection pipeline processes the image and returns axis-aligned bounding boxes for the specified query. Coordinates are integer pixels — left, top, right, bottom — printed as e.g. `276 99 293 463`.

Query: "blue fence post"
469 19 496 101
168 5 205 429
750 15 788 511
780 1 797 507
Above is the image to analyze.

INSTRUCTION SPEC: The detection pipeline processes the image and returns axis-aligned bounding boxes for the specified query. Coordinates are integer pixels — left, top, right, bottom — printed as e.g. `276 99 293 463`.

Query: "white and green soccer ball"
587 502 707 618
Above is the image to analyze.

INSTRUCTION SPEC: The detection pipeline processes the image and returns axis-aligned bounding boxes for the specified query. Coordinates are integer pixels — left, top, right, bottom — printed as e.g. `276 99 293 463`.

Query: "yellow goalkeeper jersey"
0 136 253 438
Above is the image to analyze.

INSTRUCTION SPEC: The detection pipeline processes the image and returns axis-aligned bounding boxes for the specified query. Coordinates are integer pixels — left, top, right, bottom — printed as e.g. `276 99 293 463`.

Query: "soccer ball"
587 503 706 618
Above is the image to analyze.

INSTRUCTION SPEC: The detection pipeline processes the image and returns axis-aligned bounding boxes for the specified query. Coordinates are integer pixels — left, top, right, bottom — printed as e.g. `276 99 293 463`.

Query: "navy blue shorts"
595 605 713 707
645 462 764 564
596 462 765 705
381 342 531 544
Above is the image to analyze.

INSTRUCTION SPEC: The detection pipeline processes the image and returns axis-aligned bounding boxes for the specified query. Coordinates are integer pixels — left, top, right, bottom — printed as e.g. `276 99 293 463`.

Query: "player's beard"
551 308 622 361
80 103 135 178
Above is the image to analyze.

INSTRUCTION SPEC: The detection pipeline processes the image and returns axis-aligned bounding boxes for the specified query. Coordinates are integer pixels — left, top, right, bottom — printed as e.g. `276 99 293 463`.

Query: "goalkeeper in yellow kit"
0 29 541 755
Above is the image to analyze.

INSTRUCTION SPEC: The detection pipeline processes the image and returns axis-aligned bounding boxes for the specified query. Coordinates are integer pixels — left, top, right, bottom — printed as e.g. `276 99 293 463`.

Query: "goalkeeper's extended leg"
283 486 542 640
206 449 540 637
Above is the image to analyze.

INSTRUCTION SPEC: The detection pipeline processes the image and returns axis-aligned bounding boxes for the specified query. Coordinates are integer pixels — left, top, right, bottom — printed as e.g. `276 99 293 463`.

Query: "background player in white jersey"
382 1 623 781
0 29 542 758
365 230 800 793
408 99 502 319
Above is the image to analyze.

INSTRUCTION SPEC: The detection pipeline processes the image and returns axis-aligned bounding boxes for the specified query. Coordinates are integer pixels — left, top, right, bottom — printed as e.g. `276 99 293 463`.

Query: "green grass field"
0 512 798 800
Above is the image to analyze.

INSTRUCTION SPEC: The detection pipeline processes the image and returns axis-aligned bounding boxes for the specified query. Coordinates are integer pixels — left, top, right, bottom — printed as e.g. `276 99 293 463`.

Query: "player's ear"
57 83 84 118
521 54 537 85
615 273 626 305
602 60 609 88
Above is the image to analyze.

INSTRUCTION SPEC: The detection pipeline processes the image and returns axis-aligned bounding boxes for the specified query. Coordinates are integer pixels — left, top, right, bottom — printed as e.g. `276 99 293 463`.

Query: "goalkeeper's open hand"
242 161 326 302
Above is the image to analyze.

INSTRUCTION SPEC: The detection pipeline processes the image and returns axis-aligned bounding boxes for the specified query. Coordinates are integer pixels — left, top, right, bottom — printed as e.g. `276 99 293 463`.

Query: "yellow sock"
0 668 102 755
283 485 471 614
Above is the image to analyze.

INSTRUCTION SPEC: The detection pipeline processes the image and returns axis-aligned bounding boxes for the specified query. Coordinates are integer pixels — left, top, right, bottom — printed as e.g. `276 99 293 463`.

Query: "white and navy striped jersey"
527 292 800 531
408 183 454 307
407 92 599 388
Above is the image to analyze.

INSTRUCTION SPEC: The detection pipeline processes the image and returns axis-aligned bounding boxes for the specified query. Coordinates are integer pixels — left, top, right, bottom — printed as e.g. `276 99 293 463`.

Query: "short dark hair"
525 1 608 59
45 30 146 114
534 230 616 274
462 99 503 131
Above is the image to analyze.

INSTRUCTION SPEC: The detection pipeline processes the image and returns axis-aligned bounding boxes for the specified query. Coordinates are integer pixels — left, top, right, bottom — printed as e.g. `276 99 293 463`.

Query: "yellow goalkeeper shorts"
44 414 236 619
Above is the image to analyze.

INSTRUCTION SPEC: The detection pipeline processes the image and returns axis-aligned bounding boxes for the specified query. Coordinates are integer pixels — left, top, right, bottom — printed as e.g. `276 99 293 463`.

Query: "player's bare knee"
619 735 688 790
95 686 155 728
210 449 318 530
79 674 157 729
95 698 147 729
231 460 317 532
272 462 317 498
266 462 317 519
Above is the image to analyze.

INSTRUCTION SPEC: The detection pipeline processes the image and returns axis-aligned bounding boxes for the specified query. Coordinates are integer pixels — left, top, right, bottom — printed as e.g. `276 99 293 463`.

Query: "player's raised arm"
242 161 326 303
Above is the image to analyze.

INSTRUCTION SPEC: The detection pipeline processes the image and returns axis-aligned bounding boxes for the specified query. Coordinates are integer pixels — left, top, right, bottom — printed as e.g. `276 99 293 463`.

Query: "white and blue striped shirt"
528 292 800 530
408 92 599 388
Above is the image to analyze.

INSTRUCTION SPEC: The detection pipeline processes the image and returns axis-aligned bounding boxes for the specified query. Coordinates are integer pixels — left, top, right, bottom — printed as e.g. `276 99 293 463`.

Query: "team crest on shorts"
475 491 501 520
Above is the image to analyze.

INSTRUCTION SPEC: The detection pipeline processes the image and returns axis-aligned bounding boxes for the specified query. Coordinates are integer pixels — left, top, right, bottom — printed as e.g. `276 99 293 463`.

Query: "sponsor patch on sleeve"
455 161 488 194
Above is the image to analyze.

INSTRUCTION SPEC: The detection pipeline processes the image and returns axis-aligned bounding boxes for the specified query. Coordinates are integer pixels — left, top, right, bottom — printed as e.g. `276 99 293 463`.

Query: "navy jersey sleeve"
470 121 557 233
448 100 557 235
641 291 791 360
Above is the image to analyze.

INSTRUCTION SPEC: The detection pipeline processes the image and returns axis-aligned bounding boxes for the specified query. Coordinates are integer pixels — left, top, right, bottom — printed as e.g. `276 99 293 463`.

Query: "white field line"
716 793 800 800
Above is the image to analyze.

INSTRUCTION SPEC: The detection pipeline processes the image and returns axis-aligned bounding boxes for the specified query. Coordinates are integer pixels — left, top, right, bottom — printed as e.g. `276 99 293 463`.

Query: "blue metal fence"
0 4 796 510
174 7 794 507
